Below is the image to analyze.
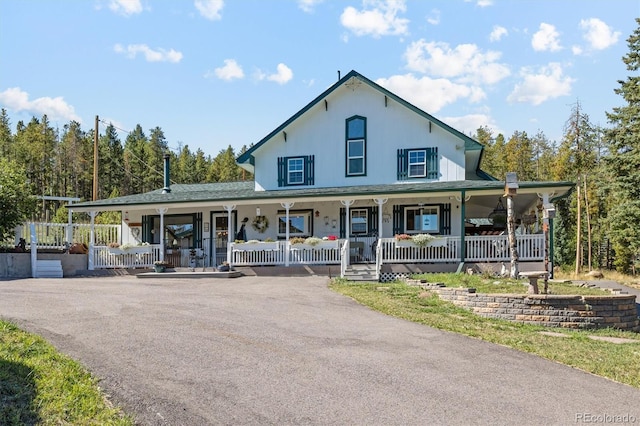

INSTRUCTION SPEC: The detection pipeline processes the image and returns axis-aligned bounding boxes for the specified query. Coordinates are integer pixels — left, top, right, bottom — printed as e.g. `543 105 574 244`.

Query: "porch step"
343 264 378 282
35 259 63 278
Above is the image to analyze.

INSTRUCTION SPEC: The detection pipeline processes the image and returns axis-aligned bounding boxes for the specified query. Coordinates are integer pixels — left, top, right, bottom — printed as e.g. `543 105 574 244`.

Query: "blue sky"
1 0 638 157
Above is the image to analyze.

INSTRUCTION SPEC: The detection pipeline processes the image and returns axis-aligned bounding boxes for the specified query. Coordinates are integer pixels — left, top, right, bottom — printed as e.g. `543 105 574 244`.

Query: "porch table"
519 271 549 294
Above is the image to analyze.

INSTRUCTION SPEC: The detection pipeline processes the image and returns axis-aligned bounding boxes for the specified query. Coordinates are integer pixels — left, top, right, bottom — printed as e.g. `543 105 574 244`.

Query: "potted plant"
153 260 171 273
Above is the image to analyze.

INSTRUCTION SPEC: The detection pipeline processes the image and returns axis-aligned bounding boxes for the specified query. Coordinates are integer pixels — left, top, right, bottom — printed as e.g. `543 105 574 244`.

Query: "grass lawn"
330 277 640 389
0 320 133 425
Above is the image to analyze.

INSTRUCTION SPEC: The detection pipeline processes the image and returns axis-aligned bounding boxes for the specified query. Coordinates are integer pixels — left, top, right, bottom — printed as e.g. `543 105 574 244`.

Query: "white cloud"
580 18 620 50
489 25 507 42
340 0 409 38
210 59 244 81
532 23 562 52
426 9 440 25
0 87 81 122
298 0 324 13
266 63 294 85
442 114 500 137
476 0 493 6
114 43 183 63
404 40 510 85
108 0 143 16
195 0 224 21
376 74 485 113
507 63 575 105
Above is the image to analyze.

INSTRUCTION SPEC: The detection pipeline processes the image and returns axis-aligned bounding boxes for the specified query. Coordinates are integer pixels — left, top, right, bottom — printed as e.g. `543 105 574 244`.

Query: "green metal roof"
70 180 573 211
237 70 483 167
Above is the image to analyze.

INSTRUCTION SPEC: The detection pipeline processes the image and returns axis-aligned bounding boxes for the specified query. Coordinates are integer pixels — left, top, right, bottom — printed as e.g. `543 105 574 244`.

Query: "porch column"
223 204 235 264
456 191 470 263
281 202 295 266
156 208 168 262
341 199 355 265
88 211 97 270
373 198 387 238
66 201 74 248
541 192 552 280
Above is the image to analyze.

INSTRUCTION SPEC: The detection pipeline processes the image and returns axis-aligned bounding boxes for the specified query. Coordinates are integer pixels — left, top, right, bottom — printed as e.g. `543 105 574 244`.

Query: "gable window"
287 158 304 184
277 210 312 237
277 155 314 187
408 150 426 177
397 147 438 180
350 209 368 234
346 116 366 176
405 206 440 234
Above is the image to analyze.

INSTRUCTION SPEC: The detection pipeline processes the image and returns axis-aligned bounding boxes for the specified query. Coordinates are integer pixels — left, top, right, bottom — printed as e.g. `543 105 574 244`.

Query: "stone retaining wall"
0 253 87 278
406 280 640 332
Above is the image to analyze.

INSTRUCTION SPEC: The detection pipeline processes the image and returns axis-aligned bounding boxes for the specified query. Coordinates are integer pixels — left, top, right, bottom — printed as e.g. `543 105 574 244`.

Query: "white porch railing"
230 240 343 267
380 237 460 263
18 222 120 249
464 234 544 262
92 245 162 269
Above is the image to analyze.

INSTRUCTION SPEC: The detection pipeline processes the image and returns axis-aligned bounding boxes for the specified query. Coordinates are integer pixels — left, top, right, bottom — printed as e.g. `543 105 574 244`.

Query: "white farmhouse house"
70 70 572 280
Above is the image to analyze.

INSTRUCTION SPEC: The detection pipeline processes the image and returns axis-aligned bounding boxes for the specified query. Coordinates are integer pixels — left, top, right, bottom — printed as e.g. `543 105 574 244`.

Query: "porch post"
156 208 168 262
88 211 97 270
541 193 552 280
341 199 355 265
67 201 73 247
457 191 468 263
281 202 295 266
223 204 235 264
373 198 387 238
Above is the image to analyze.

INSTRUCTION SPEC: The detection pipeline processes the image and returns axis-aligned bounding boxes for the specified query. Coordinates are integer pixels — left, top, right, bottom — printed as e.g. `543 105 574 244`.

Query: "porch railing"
230 241 343 267
380 237 460 263
464 234 544 262
17 222 120 250
92 245 162 269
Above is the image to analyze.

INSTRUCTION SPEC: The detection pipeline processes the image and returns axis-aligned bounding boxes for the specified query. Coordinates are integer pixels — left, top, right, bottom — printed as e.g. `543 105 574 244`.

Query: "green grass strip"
0 320 133 425
330 280 640 389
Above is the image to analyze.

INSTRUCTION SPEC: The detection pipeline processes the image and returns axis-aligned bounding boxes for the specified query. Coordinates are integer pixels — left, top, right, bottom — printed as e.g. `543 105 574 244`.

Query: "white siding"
252 83 466 191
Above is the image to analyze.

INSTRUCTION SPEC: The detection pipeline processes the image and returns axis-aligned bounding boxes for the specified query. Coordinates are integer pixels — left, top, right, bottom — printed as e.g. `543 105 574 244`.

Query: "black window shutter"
142 215 151 243
397 149 408 180
369 206 378 235
339 208 345 238
277 157 285 187
392 205 403 235
441 203 451 235
427 147 438 179
194 213 202 247
305 155 314 185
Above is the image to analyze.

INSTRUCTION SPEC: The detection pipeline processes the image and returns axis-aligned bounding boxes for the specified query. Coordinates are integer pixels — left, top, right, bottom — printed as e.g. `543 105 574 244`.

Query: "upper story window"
346 116 366 176
277 155 314 187
397 147 438 180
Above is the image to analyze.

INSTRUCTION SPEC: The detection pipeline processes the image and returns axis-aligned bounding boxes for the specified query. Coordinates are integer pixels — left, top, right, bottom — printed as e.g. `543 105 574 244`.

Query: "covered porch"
68 179 570 280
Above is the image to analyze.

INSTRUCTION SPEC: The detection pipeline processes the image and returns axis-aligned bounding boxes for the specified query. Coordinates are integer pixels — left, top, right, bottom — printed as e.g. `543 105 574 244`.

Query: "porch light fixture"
488 198 507 229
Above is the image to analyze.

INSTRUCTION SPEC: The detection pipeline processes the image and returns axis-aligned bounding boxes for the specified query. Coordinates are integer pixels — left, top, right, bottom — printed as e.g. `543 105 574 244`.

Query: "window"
408 150 426 177
346 116 366 176
397 147 438 180
351 209 368 234
287 158 304 184
405 206 440 234
277 155 314 187
277 211 312 237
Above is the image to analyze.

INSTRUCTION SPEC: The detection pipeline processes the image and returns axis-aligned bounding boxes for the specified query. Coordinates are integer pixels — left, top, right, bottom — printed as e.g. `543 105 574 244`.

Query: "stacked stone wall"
406 280 640 332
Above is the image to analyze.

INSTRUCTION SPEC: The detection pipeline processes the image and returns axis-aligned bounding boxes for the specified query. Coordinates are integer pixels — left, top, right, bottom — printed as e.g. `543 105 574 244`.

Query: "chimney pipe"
162 153 171 194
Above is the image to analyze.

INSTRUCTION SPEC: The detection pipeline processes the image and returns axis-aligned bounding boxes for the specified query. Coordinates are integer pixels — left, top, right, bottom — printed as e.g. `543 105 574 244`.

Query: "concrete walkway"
0 276 639 425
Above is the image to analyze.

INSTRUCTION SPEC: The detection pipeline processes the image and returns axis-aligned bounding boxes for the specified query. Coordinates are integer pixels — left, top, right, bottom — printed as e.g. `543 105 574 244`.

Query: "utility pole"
93 115 99 201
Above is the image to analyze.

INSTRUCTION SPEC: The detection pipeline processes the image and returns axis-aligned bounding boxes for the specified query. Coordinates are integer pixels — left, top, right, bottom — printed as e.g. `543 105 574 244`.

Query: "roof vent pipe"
162 153 171 194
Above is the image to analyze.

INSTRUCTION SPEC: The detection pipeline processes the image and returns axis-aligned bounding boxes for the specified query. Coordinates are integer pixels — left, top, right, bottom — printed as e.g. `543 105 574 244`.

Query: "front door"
212 214 229 266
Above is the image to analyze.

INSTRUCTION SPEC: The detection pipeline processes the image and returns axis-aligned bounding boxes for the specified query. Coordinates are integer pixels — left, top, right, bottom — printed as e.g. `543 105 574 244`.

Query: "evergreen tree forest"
1 19 639 273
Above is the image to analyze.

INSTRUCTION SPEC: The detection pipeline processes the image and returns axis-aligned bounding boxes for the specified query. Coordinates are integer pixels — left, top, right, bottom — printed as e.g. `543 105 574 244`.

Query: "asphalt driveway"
1 275 639 425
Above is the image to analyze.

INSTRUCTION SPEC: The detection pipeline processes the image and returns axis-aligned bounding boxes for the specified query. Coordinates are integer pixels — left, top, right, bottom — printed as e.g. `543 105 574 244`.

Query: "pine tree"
604 18 640 273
